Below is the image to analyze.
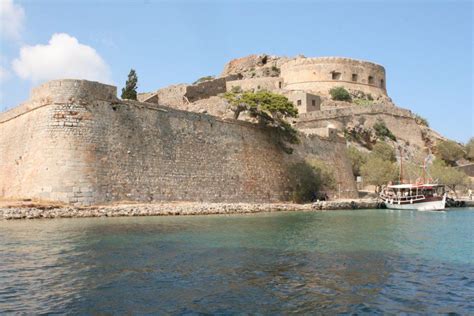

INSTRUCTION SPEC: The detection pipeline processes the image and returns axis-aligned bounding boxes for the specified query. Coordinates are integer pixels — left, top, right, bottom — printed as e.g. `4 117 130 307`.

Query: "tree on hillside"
466 138 474 161
223 90 299 153
121 69 138 100
371 141 397 162
429 159 469 196
436 140 465 166
360 156 398 190
346 146 368 177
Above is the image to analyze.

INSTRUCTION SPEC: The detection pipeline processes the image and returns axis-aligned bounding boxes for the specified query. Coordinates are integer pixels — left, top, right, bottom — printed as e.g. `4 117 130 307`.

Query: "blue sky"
0 0 472 142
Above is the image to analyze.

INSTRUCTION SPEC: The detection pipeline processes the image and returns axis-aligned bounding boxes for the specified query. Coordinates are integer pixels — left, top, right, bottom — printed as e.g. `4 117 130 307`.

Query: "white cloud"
0 0 25 40
12 33 112 84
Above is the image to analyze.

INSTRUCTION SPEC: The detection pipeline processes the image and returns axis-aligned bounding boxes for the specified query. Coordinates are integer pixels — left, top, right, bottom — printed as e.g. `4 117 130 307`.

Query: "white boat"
380 183 446 211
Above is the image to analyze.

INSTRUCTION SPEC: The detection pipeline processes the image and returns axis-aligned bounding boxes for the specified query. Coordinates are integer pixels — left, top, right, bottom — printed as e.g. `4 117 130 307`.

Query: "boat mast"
399 147 403 184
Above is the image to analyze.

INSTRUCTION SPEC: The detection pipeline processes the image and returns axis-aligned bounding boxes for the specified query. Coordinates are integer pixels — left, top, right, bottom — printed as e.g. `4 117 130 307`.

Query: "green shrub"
466 138 474 161
414 114 429 127
193 75 214 84
436 140 465 166
373 120 396 141
347 146 368 176
329 86 352 102
271 65 280 75
353 98 373 106
371 142 396 162
361 156 398 187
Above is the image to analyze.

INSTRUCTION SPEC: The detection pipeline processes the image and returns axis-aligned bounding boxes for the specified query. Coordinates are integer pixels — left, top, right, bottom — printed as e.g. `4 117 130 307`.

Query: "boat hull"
384 197 446 211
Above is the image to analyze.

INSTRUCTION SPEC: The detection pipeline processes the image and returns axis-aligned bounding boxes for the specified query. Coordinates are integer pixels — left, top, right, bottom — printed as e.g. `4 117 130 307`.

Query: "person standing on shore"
469 189 472 200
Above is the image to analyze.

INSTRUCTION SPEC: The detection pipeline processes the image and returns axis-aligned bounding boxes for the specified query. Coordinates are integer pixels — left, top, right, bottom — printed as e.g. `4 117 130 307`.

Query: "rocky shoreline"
0 199 380 220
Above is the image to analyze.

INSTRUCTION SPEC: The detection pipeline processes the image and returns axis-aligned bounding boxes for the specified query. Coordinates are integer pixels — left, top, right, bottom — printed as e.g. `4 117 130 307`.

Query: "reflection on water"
0 209 473 314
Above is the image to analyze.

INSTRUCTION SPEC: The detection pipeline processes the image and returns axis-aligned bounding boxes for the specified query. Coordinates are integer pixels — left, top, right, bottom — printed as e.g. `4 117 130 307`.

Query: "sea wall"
0 80 358 206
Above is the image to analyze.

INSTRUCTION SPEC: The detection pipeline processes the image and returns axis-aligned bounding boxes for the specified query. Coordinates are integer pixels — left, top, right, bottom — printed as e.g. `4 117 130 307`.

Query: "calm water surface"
0 209 473 314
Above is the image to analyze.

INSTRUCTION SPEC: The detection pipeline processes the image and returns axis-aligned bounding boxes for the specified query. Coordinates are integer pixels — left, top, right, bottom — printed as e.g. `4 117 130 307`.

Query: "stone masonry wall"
226 77 282 92
0 101 100 204
296 104 426 148
281 57 387 97
186 77 227 102
1 79 358 205
31 79 117 103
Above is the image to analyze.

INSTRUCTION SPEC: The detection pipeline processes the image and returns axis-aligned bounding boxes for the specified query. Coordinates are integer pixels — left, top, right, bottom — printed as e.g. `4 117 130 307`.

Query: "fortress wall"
155 84 188 108
281 57 387 97
0 102 99 203
1 79 358 205
298 135 358 198
86 102 296 204
296 104 425 148
226 77 282 92
186 77 227 102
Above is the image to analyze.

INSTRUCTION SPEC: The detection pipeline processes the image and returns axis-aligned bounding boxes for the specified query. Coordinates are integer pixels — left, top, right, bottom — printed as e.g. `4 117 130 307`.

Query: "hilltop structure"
0 55 442 206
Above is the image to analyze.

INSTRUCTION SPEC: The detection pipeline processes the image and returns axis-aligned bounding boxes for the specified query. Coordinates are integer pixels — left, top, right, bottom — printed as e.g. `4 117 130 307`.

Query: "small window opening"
368 76 374 84
311 99 316 106
352 74 358 82
297 100 302 106
380 79 385 88
278 82 282 89
332 72 341 80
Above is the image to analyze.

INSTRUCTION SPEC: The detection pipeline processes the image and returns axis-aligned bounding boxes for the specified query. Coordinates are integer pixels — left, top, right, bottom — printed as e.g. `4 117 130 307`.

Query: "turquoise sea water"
0 209 473 314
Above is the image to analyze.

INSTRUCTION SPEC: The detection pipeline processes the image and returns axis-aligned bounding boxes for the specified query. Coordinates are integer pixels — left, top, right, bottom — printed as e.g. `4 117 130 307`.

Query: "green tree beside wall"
121 69 138 100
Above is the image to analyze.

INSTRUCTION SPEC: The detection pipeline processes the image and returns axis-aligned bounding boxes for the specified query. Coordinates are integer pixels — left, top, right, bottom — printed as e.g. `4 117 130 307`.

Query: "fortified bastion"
139 55 390 116
0 79 357 206
280 57 387 98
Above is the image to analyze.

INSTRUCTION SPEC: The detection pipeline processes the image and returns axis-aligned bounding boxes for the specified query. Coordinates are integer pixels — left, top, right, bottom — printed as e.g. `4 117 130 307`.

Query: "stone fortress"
0 54 441 206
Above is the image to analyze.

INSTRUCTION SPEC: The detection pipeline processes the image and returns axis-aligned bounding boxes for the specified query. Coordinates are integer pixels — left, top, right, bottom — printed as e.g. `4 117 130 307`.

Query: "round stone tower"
280 57 387 98
30 79 118 103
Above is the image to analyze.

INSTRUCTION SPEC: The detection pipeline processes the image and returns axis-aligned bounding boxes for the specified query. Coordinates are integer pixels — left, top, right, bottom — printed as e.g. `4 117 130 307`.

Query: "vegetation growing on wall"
329 86 351 102
121 69 138 100
436 140 465 166
373 120 396 141
353 99 374 106
466 138 474 161
288 159 336 203
343 126 375 150
223 90 299 153
271 66 280 76
414 113 429 127
193 75 215 84
352 91 374 106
